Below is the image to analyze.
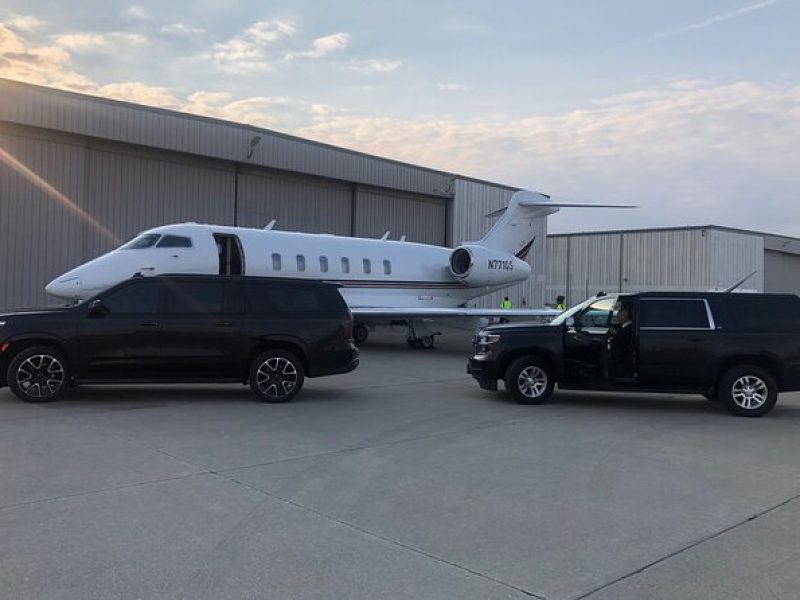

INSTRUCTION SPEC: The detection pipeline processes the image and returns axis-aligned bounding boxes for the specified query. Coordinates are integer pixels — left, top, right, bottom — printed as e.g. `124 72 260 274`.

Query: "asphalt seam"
572 490 800 600
214 470 548 600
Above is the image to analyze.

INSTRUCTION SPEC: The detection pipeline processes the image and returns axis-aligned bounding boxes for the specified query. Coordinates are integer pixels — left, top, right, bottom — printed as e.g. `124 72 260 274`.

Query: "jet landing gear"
405 320 441 350
353 323 369 345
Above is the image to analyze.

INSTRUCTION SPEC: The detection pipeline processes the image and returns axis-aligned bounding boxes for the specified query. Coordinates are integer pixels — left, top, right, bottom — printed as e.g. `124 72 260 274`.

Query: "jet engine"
448 245 531 287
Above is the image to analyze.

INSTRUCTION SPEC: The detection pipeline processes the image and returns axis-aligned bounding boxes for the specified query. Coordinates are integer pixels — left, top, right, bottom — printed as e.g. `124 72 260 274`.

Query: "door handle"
139 322 161 327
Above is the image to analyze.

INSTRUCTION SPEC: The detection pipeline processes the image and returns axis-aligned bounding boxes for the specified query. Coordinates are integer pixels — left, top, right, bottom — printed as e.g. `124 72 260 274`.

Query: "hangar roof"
0 78 515 198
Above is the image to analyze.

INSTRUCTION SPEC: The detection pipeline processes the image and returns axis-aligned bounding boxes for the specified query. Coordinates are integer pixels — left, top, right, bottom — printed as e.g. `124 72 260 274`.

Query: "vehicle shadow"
484 387 800 418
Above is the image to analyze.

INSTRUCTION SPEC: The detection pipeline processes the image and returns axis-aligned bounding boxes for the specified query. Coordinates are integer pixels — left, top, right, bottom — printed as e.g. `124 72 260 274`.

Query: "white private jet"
46 190 632 346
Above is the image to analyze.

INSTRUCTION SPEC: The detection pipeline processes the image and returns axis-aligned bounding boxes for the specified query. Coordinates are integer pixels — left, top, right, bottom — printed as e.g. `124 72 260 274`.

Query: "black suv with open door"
468 292 800 417
0 275 358 403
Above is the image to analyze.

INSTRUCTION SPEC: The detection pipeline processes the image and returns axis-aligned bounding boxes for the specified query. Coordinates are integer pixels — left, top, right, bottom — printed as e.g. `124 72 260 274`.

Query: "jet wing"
351 307 561 320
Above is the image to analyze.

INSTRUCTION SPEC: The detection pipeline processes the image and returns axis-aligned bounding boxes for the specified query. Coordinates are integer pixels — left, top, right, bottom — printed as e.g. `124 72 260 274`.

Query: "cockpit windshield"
120 234 161 250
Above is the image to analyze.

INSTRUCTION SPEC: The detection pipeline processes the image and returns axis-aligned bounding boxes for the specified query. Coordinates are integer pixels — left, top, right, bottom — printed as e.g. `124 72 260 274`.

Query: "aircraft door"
214 234 245 275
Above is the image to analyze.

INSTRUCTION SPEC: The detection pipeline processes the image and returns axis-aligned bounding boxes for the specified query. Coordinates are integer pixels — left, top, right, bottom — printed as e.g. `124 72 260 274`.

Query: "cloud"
348 59 402 74
285 32 350 60
211 19 296 74
6 15 44 32
160 23 206 37
439 83 471 92
294 80 800 235
124 5 151 21
650 0 783 41
54 32 147 51
97 82 180 107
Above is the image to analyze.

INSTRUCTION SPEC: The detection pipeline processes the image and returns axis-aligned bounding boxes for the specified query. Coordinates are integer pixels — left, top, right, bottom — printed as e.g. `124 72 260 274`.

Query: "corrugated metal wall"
354 186 446 245
452 179 547 309
83 144 235 258
546 228 767 306
237 168 351 234
707 229 763 291
764 250 800 293
0 129 88 309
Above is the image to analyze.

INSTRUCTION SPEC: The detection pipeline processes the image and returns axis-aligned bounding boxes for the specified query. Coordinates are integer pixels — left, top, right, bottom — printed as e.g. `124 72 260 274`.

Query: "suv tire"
8 346 70 403
250 349 304 403
717 364 778 417
505 356 555 405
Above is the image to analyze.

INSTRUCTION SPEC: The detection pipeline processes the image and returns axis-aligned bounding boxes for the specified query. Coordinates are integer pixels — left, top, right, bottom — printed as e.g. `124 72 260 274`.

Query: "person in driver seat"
608 305 635 380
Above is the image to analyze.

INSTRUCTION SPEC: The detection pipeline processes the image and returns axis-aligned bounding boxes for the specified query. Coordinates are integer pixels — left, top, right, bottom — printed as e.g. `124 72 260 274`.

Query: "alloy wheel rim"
17 355 65 398
518 366 548 398
731 375 768 410
256 357 298 398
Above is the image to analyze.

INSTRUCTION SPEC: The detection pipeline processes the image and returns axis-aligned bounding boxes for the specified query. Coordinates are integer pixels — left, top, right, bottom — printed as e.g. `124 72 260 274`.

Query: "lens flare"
0 146 119 244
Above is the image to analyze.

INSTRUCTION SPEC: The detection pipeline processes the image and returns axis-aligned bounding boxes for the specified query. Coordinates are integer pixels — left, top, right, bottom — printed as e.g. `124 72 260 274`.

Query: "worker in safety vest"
500 296 513 309
555 295 566 310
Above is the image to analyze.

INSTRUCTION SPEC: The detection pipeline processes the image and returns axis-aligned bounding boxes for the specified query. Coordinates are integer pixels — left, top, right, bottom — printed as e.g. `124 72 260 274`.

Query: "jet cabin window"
272 253 282 271
213 234 244 275
341 257 350 274
120 234 160 249
363 259 371 274
319 256 329 273
156 235 192 248
383 260 392 275
296 255 306 272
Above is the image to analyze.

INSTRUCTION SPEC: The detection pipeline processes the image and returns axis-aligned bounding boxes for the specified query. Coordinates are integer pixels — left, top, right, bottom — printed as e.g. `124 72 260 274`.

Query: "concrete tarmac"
2 327 800 599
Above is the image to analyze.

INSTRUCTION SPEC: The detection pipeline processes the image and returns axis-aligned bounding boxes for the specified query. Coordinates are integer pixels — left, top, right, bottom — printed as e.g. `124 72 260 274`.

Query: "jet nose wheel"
353 324 369 345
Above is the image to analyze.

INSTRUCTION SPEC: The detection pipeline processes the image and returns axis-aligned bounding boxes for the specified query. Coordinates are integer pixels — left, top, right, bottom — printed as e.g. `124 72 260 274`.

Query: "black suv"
0 275 358 403
468 292 800 417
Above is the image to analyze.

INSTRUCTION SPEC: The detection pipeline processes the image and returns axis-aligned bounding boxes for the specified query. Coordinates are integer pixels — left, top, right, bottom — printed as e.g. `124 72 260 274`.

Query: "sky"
0 0 798 235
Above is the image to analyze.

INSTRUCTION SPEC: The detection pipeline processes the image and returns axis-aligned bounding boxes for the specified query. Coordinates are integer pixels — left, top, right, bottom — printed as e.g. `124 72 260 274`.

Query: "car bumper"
467 355 499 391
311 345 360 377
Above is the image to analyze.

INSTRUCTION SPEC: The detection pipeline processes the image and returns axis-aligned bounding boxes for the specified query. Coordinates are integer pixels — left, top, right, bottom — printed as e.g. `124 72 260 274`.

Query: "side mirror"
566 317 575 328
87 299 110 318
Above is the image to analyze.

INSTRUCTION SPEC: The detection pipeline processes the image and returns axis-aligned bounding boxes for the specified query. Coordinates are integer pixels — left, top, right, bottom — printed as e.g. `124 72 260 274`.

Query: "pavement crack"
213 470 548 599
573 490 800 599
0 471 210 512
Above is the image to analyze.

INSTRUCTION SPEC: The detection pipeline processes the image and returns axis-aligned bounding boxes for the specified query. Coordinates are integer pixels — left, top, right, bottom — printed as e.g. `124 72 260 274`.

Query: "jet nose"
45 275 82 299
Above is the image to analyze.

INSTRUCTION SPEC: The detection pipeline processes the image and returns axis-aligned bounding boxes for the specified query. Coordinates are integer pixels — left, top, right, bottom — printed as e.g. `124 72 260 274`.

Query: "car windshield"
120 234 161 250
550 295 619 326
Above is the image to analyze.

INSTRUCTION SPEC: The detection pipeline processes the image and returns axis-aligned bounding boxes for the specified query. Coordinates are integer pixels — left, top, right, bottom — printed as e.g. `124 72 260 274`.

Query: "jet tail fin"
473 190 635 256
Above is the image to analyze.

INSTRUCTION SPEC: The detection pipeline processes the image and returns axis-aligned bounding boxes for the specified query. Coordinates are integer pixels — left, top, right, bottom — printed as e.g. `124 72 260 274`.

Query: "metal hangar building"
546 226 800 306
0 78 547 311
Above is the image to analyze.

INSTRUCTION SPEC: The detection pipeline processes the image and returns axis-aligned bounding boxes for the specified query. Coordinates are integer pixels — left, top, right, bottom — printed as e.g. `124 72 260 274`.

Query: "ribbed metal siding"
82 146 235 259
237 168 351 234
546 234 622 305
707 229 763 291
452 180 547 309
353 187 446 244
0 131 87 309
621 229 709 291
0 79 455 198
764 250 800 293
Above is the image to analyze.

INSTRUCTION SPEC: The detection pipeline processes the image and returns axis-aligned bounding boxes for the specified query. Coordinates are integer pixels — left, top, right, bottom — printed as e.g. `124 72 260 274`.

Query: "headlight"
0 321 5 327
476 333 501 353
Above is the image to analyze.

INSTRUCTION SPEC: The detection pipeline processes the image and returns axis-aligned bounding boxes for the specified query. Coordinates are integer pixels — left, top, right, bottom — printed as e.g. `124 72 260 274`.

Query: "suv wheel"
8 346 70 403
250 350 304 403
505 357 555 405
717 365 777 417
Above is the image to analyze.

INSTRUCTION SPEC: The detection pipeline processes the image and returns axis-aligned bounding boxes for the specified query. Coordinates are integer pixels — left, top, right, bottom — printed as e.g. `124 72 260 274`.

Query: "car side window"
163 281 225 314
102 282 161 314
578 297 616 328
245 283 337 315
640 299 710 329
